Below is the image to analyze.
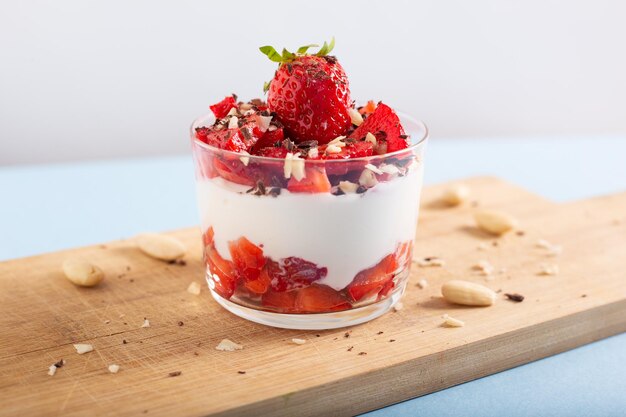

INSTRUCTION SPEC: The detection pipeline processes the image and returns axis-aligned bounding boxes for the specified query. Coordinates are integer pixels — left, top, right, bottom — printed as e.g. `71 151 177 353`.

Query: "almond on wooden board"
440 184 470 206
135 233 186 261
441 280 496 306
474 210 518 235
62 258 104 287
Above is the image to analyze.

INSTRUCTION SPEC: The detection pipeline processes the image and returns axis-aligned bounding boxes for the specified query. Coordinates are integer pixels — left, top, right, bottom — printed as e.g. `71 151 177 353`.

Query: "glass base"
209 285 406 330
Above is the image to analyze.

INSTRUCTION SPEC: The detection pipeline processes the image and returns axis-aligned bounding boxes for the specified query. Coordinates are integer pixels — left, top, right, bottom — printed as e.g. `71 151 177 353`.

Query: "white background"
1 0 625 166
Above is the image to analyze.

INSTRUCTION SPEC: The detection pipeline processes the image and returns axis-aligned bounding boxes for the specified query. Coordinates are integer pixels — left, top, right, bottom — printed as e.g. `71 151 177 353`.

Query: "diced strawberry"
255 146 289 159
228 237 266 282
320 140 374 160
206 245 237 299
244 264 272 294
377 279 395 300
251 128 285 153
203 227 215 247
287 167 331 193
349 103 408 153
209 96 237 119
294 284 351 313
213 158 255 186
264 257 327 292
261 289 298 312
347 254 398 302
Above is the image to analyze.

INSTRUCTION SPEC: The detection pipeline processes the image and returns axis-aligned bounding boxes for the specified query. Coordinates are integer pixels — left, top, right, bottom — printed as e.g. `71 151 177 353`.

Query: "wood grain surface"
0 177 624 417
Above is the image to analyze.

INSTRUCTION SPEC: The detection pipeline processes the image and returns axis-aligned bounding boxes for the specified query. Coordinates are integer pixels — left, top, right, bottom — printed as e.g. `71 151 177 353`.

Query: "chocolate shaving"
504 293 525 302
237 371 246 374
376 331 384 335
347 346 354 352
344 331 351 338
240 127 252 141
177 321 184 326
246 180 267 196
358 352 367 356
332 188 345 196
269 187 281 197
250 98 266 107
53 359 65 368
282 139 297 152
356 186 367 194
168 371 182 377
323 55 338 64
389 339 396 342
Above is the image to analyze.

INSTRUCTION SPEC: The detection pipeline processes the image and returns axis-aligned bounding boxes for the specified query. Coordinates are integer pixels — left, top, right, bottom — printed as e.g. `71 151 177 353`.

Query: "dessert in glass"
190 39 428 329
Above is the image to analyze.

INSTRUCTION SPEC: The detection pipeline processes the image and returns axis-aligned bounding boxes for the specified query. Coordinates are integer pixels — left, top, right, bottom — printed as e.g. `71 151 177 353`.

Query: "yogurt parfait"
191 39 428 329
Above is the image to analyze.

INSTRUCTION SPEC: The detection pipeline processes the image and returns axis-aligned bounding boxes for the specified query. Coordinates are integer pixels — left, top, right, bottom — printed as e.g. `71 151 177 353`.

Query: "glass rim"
190 109 429 164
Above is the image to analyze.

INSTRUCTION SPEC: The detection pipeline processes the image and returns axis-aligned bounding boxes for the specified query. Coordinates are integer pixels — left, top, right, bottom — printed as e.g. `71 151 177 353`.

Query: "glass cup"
190 112 428 329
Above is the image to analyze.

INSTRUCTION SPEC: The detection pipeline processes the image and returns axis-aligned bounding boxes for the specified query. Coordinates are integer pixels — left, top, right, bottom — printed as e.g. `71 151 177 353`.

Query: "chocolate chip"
504 293 524 302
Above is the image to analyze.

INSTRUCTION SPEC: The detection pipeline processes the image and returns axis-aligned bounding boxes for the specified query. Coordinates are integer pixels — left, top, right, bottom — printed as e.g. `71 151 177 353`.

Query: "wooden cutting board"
1 177 625 417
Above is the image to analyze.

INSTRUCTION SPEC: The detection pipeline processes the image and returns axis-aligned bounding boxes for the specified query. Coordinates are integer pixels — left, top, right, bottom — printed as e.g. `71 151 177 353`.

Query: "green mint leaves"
259 37 335 64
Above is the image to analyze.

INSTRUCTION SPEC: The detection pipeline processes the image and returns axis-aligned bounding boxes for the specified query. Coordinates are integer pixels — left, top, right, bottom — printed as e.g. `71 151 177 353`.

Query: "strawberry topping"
261 39 352 145
209 95 238 119
349 102 409 154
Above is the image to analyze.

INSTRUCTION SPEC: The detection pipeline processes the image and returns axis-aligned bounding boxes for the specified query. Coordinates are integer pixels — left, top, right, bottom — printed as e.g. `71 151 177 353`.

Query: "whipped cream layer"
196 166 423 290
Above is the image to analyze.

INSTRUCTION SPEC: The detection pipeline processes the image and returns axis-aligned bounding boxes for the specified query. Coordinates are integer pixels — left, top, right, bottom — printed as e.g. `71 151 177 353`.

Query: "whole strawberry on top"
260 38 352 145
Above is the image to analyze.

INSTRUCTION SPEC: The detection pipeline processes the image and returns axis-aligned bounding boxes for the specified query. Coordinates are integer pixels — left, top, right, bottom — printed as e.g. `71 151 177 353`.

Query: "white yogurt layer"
196 165 423 291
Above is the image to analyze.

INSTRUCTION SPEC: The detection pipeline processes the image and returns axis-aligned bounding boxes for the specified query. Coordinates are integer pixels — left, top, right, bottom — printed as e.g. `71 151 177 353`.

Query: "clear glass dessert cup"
190 112 428 329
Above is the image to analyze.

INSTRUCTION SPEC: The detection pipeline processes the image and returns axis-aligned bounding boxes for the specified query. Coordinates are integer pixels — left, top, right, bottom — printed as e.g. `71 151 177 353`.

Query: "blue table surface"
1 136 625 416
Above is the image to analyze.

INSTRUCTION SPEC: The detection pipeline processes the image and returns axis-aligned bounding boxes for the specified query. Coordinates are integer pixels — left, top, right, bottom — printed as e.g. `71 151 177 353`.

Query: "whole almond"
62 258 104 287
474 210 518 235
440 184 470 206
441 280 496 306
136 233 186 261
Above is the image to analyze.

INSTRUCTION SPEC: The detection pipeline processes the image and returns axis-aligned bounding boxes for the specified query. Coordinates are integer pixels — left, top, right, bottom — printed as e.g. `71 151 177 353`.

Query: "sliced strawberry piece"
228 237 266 282
294 284 351 313
244 263 272 294
261 289 298 312
377 279 395 300
209 96 237 119
213 157 256 186
349 103 408 153
203 227 215 247
255 146 289 159
205 245 237 299
347 254 398 302
251 128 285 153
264 257 327 292
287 167 331 193
320 140 374 160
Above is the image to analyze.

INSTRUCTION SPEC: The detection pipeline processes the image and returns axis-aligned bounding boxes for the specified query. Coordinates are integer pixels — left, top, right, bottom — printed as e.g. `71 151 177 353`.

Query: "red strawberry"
244 266 271 294
205 245 237 299
255 146 289 159
349 102 409 153
287 167 331 193
251 128 285 154
347 254 397 302
320 140 374 160
263 257 327 292
212 157 255 186
209 95 237 119
261 289 298 312
260 39 352 144
294 284 351 313
228 237 266 282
